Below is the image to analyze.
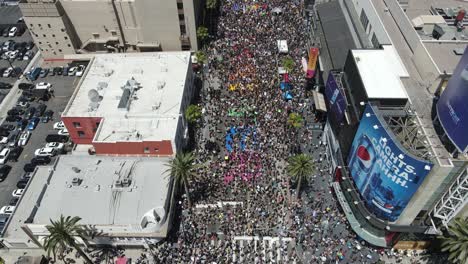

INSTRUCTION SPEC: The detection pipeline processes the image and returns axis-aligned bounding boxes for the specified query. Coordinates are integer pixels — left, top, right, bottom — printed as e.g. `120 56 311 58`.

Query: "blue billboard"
325 73 346 123
347 105 433 222
437 47 468 153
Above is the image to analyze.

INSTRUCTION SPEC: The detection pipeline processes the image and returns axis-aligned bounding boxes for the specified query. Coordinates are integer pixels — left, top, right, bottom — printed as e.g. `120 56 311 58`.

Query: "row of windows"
34 33 68 40
30 23 66 32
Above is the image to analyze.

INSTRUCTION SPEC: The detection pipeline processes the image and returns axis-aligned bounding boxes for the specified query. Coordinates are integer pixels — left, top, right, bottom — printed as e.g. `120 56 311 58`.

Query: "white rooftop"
63 52 191 142
352 45 409 100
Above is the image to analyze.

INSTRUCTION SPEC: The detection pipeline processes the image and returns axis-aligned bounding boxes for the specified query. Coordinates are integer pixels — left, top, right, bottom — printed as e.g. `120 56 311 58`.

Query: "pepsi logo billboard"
436 47 468 153
347 105 433 222
325 73 346 123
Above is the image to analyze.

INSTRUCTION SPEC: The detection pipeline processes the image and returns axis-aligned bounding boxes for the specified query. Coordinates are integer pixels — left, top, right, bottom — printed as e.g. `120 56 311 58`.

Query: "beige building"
19 0 201 58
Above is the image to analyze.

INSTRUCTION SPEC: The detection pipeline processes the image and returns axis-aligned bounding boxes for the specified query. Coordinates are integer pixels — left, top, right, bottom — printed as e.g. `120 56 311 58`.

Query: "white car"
17 101 29 108
45 142 64 151
53 121 65 130
8 50 19 59
2 67 13 77
34 147 57 157
0 206 15 215
8 27 17 37
35 82 52 89
0 137 8 144
68 66 77 76
58 128 69 135
18 131 31 146
12 189 24 198
0 148 10 164
76 65 86 77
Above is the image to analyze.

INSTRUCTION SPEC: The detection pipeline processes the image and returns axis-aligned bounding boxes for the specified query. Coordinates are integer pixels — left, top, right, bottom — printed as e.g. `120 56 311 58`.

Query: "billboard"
347 105 433 222
325 73 346 123
306 48 319 78
437 47 468 153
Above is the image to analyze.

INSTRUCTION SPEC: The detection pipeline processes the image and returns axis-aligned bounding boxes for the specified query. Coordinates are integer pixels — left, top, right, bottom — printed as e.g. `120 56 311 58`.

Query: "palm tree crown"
165 152 199 207
287 113 303 128
43 215 93 263
440 217 468 264
286 154 314 199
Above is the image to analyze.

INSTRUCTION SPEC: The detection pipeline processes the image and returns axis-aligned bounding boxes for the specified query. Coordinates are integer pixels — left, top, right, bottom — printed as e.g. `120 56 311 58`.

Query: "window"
55 42 59 44
52 34 55 37
38 42 42 45
38 24 41 27
64 36 68 40
47 24 51 28
110 30 117 36
77 131 86 137
67 44 71 47
43 34 46 37
144 147 150 153
30 24 33 27
58 49 62 52
180 25 186 34
178 14 185 21
371 33 380 48
177 2 183 9
154 148 159 152
92 33 100 38
61 28 65 32
72 122 81 128
360 10 369 30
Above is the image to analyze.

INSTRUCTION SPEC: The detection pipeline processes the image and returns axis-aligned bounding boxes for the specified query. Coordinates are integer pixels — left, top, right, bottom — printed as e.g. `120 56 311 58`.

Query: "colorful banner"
307 48 319 78
436 47 468 153
347 105 433 222
324 73 346 123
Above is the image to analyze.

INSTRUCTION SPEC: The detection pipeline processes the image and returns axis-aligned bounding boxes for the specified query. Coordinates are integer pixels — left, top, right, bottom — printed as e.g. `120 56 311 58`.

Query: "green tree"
440 217 468 264
185 104 202 124
197 26 209 43
194 50 207 65
164 152 200 207
43 215 93 263
286 154 314 199
287 113 303 128
206 0 217 10
282 56 294 73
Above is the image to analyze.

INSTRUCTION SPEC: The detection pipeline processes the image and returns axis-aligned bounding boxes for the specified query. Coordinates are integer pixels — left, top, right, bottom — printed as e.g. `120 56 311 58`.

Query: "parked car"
17 120 28 131
0 214 9 231
0 82 12 89
7 130 20 147
0 148 10 164
39 68 49 78
19 83 34 90
63 66 69 76
0 165 12 181
9 147 23 161
16 101 29 108
9 197 19 206
21 172 32 181
23 163 36 172
8 27 17 37
25 107 36 119
53 66 63 76
34 147 57 157
53 121 65 130
5 115 21 122
23 50 34 61
0 206 15 215
68 66 77 76
17 131 31 146
42 110 54 123
45 142 64 151
0 129 10 137
0 124 16 131
58 128 69 135
27 117 40 130
12 189 24 198
10 67 22 78
27 67 41 81
35 82 51 89
76 65 86 76
16 180 29 189
25 41 34 50
36 104 47 116
7 50 18 60
45 134 69 143
31 156 51 165
1 27 9 37
2 40 13 51
2 67 13 78
7 108 24 116
0 137 8 144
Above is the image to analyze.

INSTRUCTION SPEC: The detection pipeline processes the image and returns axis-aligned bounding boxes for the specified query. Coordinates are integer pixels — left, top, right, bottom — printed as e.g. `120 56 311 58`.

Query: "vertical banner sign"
306 48 319 79
436 47 468 153
325 73 346 123
347 105 433 222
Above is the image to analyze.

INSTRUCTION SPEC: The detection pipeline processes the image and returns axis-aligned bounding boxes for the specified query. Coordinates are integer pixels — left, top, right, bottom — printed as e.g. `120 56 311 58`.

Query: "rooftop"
63 52 191 142
405 0 468 20
3 156 173 242
351 46 409 99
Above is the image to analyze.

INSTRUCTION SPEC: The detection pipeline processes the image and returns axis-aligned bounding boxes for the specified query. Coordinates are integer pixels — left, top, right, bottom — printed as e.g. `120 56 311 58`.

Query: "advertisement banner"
347 105 433 222
307 48 319 78
436 47 468 153
325 73 347 123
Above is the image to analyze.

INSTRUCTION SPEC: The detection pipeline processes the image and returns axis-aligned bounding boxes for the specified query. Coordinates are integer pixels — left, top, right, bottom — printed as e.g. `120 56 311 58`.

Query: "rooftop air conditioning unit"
122 178 131 187
72 177 82 186
115 180 123 187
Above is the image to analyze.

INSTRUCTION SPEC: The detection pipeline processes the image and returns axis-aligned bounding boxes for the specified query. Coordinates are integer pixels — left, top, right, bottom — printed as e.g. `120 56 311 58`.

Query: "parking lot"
0 70 80 218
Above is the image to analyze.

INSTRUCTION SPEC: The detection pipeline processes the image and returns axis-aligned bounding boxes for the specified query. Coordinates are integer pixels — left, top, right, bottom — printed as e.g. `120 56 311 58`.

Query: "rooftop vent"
157 81 166 89
72 177 82 186
115 180 123 187
71 167 81 173
122 178 132 187
97 82 108 90
117 89 132 110
88 89 103 103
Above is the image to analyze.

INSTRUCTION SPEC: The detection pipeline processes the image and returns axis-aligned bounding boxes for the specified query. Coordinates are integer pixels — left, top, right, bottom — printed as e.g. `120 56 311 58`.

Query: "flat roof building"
1 156 175 248
62 52 194 156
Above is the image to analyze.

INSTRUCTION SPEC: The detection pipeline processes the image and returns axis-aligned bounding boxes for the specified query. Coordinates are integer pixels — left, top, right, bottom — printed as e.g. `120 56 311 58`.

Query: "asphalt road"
0 73 79 216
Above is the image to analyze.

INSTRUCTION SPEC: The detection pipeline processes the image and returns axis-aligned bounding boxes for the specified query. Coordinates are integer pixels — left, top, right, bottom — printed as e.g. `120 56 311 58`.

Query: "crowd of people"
151 0 387 263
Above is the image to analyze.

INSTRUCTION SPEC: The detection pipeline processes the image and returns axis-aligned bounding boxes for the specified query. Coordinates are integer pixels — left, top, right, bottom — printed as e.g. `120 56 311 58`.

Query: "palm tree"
287 113 303 128
194 50 207 65
282 56 294 73
206 0 217 10
439 217 468 264
43 215 93 263
185 104 202 124
164 152 199 207
197 26 209 45
286 154 314 199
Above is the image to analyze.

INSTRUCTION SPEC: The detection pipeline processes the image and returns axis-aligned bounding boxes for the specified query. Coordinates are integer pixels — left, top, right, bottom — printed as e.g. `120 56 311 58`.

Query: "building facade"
19 0 202 58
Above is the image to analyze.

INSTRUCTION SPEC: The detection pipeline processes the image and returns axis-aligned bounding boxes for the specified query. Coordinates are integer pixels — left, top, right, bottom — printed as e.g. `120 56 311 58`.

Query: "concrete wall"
350 0 392 46
412 41 440 92
93 140 173 156
383 0 420 52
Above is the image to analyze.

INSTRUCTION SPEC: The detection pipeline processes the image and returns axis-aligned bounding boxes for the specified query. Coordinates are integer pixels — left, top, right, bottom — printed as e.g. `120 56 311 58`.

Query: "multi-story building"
317 0 468 247
61 52 194 156
19 0 202 58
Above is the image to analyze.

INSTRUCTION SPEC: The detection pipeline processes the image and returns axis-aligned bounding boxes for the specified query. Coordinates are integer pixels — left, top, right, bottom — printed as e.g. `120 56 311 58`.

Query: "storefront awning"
313 91 327 112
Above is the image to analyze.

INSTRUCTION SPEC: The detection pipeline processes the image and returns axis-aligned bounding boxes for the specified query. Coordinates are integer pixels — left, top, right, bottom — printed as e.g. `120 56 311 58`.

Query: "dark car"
25 41 34 50
46 134 69 143
17 119 28 131
9 147 23 162
25 107 36 119
10 67 22 78
63 66 69 76
9 107 25 116
0 165 12 182
21 172 32 181
36 104 47 116
16 179 29 189
27 117 40 130
39 68 49 78
1 28 9 37
23 163 36 173
5 115 22 122
42 110 54 123
19 83 34 90
0 82 12 89
0 129 9 137
16 27 26 37
0 124 16 131
0 214 9 233
31 156 51 166
9 197 19 206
